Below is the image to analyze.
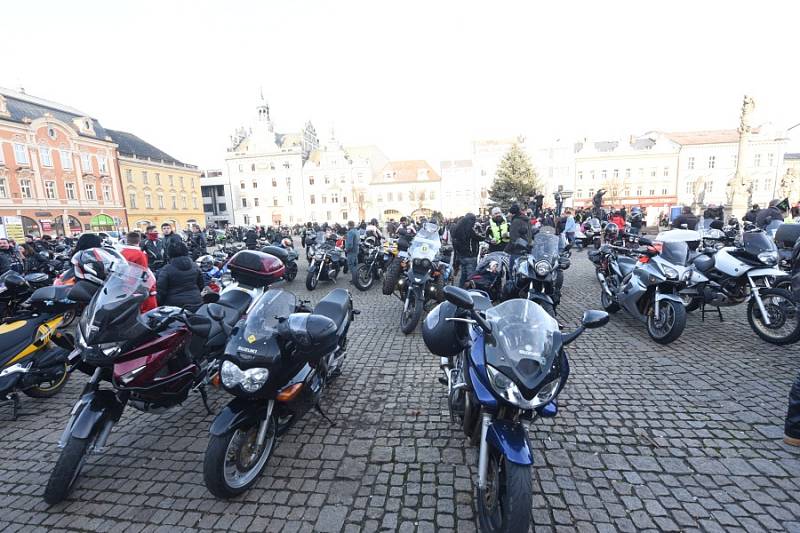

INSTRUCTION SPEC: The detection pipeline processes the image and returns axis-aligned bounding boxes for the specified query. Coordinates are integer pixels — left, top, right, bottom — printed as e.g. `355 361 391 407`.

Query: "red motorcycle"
44 251 285 504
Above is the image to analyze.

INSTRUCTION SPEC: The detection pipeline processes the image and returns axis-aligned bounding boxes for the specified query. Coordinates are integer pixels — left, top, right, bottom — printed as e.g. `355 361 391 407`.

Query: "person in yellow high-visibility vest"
488 207 510 253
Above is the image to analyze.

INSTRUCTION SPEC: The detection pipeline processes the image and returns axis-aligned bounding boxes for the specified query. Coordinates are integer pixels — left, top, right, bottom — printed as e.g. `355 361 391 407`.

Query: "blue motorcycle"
422 286 608 532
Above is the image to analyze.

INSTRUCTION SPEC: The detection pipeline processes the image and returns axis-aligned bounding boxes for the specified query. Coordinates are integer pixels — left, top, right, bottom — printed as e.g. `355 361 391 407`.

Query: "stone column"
726 95 755 217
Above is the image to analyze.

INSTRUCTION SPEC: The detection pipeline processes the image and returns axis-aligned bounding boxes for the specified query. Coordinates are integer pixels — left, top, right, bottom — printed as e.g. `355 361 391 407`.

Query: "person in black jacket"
755 199 785 229
0 238 22 275
244 228 258 250
504 204 532 266
156 241 203 312
743 204 759 224
452 213 483 287
161 223 183 261
672 206 699 230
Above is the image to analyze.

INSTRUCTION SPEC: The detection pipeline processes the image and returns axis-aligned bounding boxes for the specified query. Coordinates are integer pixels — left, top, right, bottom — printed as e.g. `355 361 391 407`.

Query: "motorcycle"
262 244 299 282
591 236 689 344
0 270 52 319
44 251 284 505
305 234 344 291
397 223 450 334
509 230 570 317
425 286 608 533
1 282 98 419
464 252 510 302
203 288 355 498
680 228 800 345
581 217 602 249
304 231 319 263
354 240 388 291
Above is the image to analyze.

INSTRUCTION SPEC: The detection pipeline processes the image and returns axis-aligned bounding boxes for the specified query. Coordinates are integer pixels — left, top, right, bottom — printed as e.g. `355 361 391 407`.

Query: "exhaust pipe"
596 272 613 297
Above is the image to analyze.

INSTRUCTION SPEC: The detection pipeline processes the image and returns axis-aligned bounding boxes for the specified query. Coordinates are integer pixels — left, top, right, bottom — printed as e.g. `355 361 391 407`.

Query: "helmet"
421 301 469 357
281 237 292 248
604 222 619 240
72 247 127 284
197 254 214 272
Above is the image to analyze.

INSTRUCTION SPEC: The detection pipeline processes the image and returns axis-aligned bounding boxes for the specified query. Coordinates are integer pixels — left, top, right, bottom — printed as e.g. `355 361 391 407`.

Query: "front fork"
255 400 275 447
749 277 772 326
477 412 492 489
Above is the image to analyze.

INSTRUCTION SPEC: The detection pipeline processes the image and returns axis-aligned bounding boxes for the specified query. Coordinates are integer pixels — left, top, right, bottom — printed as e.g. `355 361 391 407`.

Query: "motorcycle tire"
44 433 94 505
23 363 69 398
476 447 532 533
285 262 298 282
354 264 374 291
203 414 277 499
382 258 402 295
305 270 318 291
646 299 686 345
400 291 424 335
747 288 800 345
600 290 620 313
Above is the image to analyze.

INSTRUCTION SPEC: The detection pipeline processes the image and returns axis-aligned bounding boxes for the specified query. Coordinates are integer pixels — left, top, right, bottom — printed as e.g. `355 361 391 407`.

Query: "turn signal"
211 372 221 388
638 256 650 263
277 383 303 402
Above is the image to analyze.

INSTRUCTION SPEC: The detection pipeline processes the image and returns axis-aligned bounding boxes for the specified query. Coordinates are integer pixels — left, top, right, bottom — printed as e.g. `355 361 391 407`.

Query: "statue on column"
727 95 756 215
779 168 798 202
692 175 706 209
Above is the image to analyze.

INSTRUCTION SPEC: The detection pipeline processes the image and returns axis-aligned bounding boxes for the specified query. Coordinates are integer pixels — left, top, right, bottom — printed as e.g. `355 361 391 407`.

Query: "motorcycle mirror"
207 303 226 322
581 310 609 329
443 285 474 310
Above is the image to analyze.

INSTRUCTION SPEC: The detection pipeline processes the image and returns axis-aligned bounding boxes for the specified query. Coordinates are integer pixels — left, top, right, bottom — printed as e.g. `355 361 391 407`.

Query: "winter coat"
672 214 699 230
452 215 482 258
504 214 532 254
756 207 783 229
156 256 204 312
162 233 183 260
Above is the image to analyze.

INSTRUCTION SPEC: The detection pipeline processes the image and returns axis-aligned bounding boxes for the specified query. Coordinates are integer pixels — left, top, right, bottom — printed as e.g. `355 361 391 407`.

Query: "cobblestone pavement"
0 247 799 532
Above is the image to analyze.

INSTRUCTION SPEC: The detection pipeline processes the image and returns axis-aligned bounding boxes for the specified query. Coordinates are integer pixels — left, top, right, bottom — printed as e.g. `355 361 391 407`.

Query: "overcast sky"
3 1 800 169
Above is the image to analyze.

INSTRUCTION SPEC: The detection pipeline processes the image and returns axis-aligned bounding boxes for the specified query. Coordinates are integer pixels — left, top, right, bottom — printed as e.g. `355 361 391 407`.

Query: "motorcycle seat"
24 273 49 285
217 289 252 315
29 285 73 304
313 288 350 332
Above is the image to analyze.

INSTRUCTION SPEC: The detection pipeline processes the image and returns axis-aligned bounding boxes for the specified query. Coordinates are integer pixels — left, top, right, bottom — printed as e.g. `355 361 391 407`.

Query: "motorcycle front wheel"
203 413 277 499
354 264 374 291
400 290 424 334
43 433 95 505
646 299 686 344
305 270 318 291
477 447 532 533
747 288 800 345
285 262 298 282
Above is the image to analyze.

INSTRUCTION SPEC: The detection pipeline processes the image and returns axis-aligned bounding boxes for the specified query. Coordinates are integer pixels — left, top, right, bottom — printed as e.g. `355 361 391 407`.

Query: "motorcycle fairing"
467 331 498 409
70 389 126 439
1 315 63 367
486 419 533 465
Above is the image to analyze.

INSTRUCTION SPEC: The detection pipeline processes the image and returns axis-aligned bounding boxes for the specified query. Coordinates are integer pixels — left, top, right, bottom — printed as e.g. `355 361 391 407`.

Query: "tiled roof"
373 160 442 184
664 129 749 145
785 153 800 160
107 129 195 168
441 160 473 169
0 86 110 140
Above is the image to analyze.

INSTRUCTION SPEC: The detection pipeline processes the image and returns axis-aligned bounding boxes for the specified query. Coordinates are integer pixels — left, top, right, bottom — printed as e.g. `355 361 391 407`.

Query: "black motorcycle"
509 231 570 316
397 224 450 334
203 288 355 498
306 239 344 291
0 270 52 319
354 240 386 291
262 245 299 282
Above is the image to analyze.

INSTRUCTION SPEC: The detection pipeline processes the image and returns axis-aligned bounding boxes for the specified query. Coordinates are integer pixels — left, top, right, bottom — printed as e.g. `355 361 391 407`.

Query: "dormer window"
48 127 57 140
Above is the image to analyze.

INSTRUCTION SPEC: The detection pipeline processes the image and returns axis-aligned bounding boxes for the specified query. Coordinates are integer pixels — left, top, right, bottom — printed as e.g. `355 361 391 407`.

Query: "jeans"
458 256 477 287
786 371 800 438
347 254 358 284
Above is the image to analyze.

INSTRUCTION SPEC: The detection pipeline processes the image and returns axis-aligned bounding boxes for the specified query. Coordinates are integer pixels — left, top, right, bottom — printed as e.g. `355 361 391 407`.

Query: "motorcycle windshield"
242 289 297 342
530 234 560 261
659 241 691 266
409 224 441 261
743 231 777 254
484 299 559 397
589 218 601 230
81 263 150 345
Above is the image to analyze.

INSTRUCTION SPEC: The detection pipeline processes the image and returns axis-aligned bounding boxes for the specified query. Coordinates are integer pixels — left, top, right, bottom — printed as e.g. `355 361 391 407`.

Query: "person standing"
119 231 149 268
190 224 207 257
672 206 699 230
345 220 360 285
563 209 577 245
141 225 165 271
452 213 483 287
0 238 23 274
161 222 182 260
487 207 510 253
156 241 204 312
504 204 532 267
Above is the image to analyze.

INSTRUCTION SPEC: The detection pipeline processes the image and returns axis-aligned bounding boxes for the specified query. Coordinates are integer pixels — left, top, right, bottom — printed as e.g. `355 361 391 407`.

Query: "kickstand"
715 306 723 322
315 403 336 427
198 385 213 415
11 393 19 421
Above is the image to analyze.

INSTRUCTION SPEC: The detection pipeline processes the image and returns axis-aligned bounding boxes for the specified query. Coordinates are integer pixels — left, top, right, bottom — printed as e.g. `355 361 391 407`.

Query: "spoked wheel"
400 290 424 334
646 299 686 344
354 264 374 291
747 288 800 345
204 413 277 499
24 363 69 398
44 433 96 505
476 448 532 533
59 309 78 329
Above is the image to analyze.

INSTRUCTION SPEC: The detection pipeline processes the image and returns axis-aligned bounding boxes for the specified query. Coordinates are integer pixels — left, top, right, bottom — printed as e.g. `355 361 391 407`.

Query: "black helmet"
421 301 469 357
604 222 619 240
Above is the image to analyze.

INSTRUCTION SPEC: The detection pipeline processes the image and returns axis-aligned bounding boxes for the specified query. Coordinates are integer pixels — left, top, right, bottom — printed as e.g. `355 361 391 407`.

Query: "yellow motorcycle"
0 282 97 419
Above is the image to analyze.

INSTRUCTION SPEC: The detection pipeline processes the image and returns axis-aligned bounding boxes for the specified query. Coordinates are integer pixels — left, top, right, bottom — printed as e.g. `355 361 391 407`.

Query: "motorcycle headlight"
221 360 269 392
758 251 778 265
663 266 679 279
534 260 551 276
486 365 560 409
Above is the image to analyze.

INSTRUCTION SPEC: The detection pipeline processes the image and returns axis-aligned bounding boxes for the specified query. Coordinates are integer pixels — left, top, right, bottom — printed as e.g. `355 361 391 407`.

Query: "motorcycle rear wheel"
382 258 402 295
24 363 69 398
476 447 532 533
204 414 277 499
354 264 374 291
646 299 686 344
600 289 620 313
747 288 800 345
285 262 298 282
44 433 95 505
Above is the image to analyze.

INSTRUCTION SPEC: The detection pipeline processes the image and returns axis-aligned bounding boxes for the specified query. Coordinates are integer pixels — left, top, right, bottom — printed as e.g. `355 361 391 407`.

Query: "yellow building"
108 130 203 231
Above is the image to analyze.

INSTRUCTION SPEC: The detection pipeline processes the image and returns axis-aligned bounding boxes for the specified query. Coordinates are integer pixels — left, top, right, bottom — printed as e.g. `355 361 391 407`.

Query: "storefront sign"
3 216 24 242
40 220 52 232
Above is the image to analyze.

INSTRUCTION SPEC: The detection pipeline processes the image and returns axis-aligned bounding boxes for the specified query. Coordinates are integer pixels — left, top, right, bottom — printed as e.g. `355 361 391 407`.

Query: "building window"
84 183 96 200
251 164 255 172
98 157 108 174
310 194 316 204
286 176 291 187
256 215 261 223
687 157 695 170
754 153 761 167
254 197 260 207
636 186 642 196
253 180 258 189
14 143 28 165
685 181 693 194
707 181 714 193
242 198 247 208
388 192 394 202
218 203 226 212
613 169 619 179
283 161 290 169
708 156 715 169
322 195 327 204
601 170 607 180
171 195 177 209
288 195 293 204
81 153 93 173
732 155 738 167
129 192 137 208
650 167 657 177
155 173 161 185
272 178 277 187
126 169 133 182
240 181 245 189
342 210 348 221
590 171 595 181
340 175 346 184
625 168 631 178
661 187 668 195
169 175 174 186
180 176 184 188
45 181 56 199
663 167 669 177
309 176 315 185
0 179 6 198
649 188 655 195
238 164 243 172
577 189 583 198
65 182 76 200
39 146 53 167
20 179 32 198
142 171 148 184
397 192 403 201
324 175 330 184
181 195 187 209
103 185 111 201
145 193 152 209
59 150 72 170
158 193 165 208
419 191 426 201
752 179 760 191
272 197 278 207
430 190 435 200
377 195 383 203
577 171 583 181
332 193 339 204
191 177 194 188
768 153 775 167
